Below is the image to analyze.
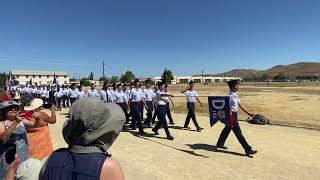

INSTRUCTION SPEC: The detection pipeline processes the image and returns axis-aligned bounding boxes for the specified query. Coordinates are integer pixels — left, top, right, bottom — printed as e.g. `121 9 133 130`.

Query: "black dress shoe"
217 145 228 150
184 126 191 129
139 131 146 135
245 150 258 156
167 135 174 140
197 127 204 131
152 128 159 135
170 122 175 125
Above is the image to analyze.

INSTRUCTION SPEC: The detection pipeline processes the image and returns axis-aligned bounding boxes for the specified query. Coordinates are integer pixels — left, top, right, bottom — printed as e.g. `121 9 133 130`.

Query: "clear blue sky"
0 0 320 78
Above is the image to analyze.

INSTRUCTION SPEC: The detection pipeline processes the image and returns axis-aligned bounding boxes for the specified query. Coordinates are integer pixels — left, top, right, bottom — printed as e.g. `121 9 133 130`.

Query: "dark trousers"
62 95 67 108
130 102 144 132
166 102 174 124
70 97 77 106
144 101 154 127
152 106 158 124
56 97 62 109
66 96 70 107
41 97 47 104
140 102 144 121
32 93 37 98
217 112 252 151
117 102 129 123
184 102 200 128
153 105 171 136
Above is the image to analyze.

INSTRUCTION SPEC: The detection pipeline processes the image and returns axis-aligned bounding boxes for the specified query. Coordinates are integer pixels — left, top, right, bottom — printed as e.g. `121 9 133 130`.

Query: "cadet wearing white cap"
181 81 204 132
88 84 100 98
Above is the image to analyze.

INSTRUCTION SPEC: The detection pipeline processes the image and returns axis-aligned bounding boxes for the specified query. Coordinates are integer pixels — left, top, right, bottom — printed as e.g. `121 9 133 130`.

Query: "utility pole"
102 60 105 78
201 69 204 84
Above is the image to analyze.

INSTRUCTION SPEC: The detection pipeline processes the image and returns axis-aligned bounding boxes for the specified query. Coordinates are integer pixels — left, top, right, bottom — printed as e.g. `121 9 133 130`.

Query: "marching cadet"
37 85 42 98
114 84 130 124
88 83 100 98
54 85 63 111
151 85 159 124
65 85 71 107
69 84 78 105
77 85 86 99
61 85 68 108
143 81 155 128
129 79 147 134
100 83 114 103
152 82 174 140
216 80 258 157
31 85 37 98
181 81 204 132
164 84 175 125
41 85 48 103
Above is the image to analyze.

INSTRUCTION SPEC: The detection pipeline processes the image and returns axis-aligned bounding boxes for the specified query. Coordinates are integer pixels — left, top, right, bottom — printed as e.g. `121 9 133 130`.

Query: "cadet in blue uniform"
152 82 174 140
216 80 258 157
69 84 78 105
164 84 175 125
114 84 130 124
181 81 204 132
143 81 155 128
129 79 147 134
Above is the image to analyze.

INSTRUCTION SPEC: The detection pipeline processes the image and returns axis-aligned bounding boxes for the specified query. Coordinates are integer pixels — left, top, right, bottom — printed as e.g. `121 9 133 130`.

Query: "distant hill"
195 62 320 79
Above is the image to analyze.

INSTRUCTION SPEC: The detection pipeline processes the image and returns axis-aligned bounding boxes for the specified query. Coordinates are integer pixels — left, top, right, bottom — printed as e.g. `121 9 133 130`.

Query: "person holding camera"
0 100 41 179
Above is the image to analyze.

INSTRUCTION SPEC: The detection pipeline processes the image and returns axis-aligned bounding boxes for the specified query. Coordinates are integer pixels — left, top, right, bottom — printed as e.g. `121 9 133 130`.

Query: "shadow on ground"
186 143 250 158
122 126 209 158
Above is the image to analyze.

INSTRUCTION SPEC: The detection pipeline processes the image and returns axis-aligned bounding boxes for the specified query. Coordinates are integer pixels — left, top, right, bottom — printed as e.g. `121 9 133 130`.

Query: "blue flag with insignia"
208 96 231 127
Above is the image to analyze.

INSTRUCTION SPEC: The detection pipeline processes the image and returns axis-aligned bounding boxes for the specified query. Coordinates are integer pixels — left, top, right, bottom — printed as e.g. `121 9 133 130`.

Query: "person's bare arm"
0 114 23 141
6 155 20 180
22 117 42 128
239 103 254 117
100 158 125 180
196 97 203 107
37 106 56 124
169 97 174 107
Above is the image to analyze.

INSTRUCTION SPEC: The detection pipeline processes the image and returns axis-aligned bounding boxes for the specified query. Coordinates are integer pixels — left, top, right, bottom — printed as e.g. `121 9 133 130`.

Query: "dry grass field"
49 83 319 179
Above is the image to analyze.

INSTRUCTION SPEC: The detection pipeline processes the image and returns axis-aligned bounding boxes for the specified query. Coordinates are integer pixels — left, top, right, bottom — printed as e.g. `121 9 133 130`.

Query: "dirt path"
49 108 320 180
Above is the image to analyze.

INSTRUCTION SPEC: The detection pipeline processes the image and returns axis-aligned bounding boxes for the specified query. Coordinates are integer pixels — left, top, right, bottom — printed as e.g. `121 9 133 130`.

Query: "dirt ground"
49 107 320 180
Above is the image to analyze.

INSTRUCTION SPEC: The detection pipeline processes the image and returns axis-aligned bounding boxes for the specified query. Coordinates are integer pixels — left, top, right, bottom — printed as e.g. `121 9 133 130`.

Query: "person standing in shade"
114 84 130 124
152 82 174 140
69 84 78 105
216 80 258 157
129 79 147 134
88 84 100 98
164 84 175 125
181 81 204 132
77 85 86 99
143 82 155 128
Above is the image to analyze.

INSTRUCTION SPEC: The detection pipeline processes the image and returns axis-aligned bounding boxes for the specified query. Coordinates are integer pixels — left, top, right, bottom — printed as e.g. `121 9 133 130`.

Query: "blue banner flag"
208 96 231 127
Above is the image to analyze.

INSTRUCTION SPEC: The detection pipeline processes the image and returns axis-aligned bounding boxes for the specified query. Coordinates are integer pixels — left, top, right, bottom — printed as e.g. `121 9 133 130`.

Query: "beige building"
153 76 241 84
10 70 70 85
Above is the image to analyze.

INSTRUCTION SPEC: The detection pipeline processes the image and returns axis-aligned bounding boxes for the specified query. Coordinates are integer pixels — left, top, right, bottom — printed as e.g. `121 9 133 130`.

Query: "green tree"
0 72 6 88
99 76 109 83
110 76 119 84
161 68 174 84
120 71 135 83
80 78 91 86
273 72 288 82
89 72 94 80
260 73 271 81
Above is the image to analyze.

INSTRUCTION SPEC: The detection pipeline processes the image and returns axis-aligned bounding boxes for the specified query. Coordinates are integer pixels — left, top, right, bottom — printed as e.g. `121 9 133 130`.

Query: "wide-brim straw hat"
24 98 44 111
